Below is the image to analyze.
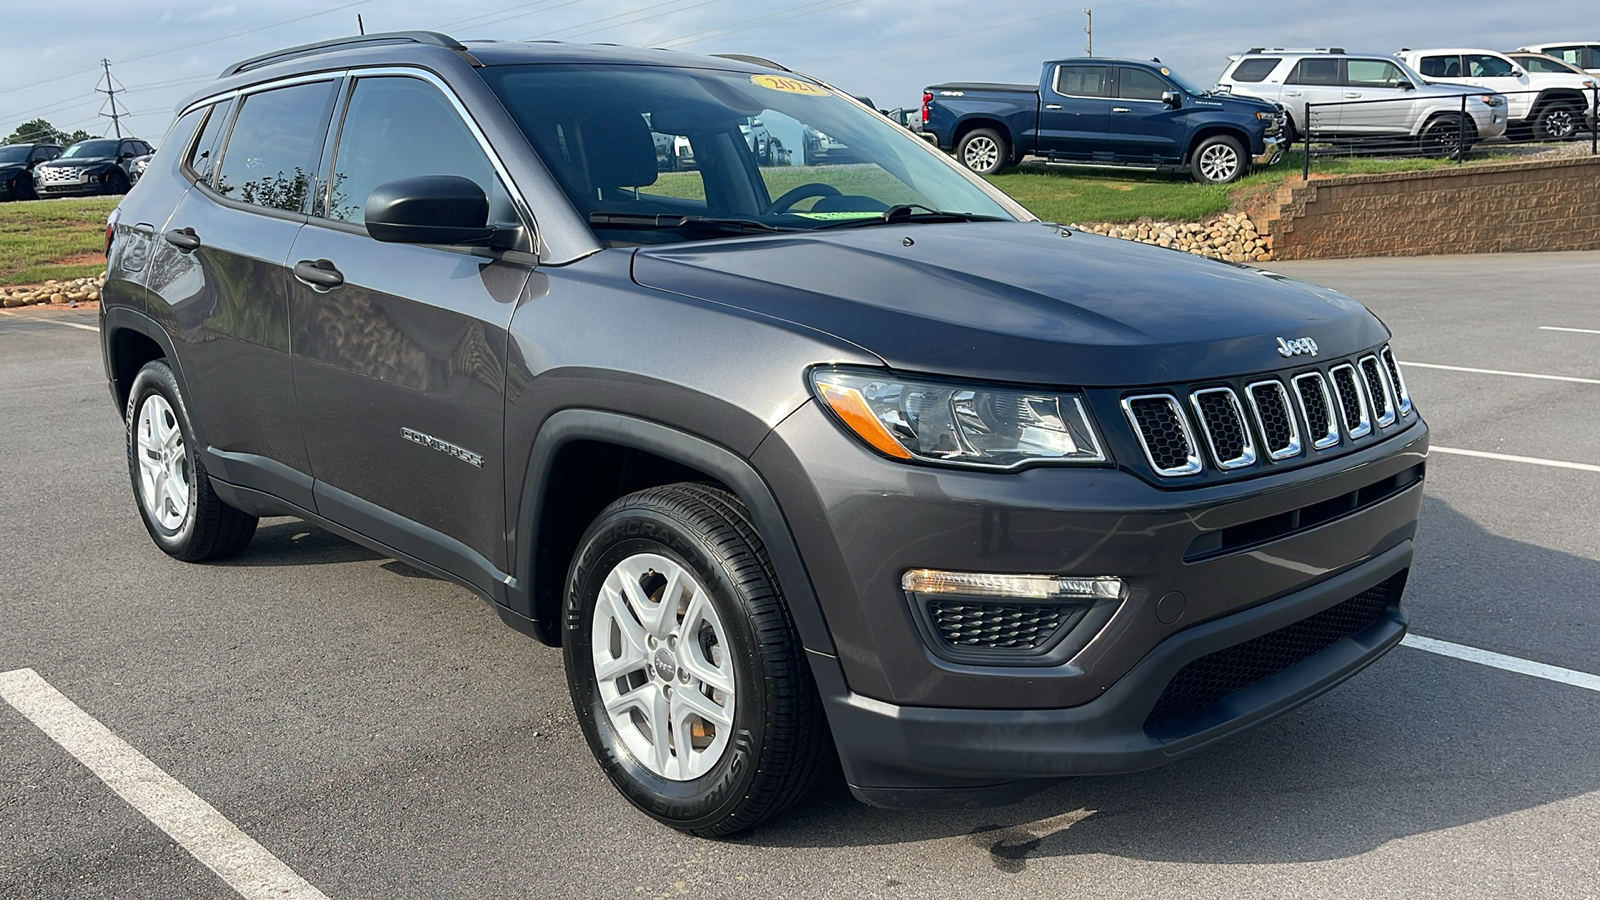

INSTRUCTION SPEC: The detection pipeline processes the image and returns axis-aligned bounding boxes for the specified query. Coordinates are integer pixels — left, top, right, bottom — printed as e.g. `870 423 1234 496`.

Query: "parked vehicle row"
1397 48 1597 141
922 57 1286 182
0 136 153 200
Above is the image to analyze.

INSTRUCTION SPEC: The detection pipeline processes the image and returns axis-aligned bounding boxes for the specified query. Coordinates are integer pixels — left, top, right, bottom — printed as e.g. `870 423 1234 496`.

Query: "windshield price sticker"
751 74 829 96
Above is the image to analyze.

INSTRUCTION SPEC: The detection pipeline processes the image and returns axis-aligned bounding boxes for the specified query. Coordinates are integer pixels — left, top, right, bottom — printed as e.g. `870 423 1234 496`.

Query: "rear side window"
1345 59 1406 87
1465 54 1514 78
187 100 233 182
1117 67 1171 101
1054 65 1109 97
1286 58 1339 86
1230 57 1281 83
1519 55 1573 74
322 76 510 226
1418 55 1460 78
214 81 337 213
1545 46 1583 66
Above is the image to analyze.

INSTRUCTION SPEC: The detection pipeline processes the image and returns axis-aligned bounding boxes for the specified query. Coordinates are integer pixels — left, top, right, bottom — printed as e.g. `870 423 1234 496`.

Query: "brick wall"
1260 155 1600 260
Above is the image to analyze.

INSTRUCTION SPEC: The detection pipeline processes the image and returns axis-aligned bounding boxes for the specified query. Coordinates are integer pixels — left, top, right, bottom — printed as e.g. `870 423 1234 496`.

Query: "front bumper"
818 540 1410 805
36 182 109 197
1254 134 1286 166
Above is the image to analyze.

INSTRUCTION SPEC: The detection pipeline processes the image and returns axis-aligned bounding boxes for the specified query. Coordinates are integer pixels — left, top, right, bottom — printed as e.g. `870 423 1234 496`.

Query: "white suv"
1398 48 1597 140
1218 49 1508 149
1518 42 1600 75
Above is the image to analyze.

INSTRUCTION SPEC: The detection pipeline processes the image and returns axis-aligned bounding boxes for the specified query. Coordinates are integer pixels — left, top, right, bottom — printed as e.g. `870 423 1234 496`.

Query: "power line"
654 0 857 49
434 0 571 31
539 0 726 41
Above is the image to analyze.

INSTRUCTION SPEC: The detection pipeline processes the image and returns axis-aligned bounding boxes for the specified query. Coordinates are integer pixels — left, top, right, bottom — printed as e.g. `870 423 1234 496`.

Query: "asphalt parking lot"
2 251 1598 900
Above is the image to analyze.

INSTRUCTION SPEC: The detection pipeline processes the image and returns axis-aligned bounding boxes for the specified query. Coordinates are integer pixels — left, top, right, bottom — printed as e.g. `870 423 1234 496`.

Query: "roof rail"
220 31 474 77
1245 47 1346 55
710 53 792 72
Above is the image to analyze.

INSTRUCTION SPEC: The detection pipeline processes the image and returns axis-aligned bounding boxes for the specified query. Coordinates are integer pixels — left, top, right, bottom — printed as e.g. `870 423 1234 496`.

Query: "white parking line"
0 668 331 900
1539 326 1600 335
1399 361 1600 385
0 309 99 332
1429 446 1600 474
1404 635 1600 693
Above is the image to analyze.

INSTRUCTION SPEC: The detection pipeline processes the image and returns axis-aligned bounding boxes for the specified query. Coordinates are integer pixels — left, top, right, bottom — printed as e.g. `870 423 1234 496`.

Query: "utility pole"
358 14 365 35
96 59 124 139
1083 9 1093 56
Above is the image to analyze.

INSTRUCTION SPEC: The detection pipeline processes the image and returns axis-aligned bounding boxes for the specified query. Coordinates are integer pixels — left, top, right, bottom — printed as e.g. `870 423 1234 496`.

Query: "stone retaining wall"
1261 155 1600 260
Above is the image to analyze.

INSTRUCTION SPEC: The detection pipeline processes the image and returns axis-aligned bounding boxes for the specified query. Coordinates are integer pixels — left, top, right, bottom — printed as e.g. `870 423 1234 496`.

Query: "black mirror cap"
1397 80 1415 91
365 175 492 245
1161 90 1182 108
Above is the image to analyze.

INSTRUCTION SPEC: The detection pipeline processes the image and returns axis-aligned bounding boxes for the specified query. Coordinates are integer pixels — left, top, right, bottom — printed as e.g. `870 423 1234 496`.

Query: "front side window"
1055 66 1109 97
1287 58 1340 86
1118 68 1171 101
33 146 60 162
1230 57 1282 83
1465 54 1514 78
480 64 1016 247
214 81 336 213
1345 59 1407 88
323 76 509 226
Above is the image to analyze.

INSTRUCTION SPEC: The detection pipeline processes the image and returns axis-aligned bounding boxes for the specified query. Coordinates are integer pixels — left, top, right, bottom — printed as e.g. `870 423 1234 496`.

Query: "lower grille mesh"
1144 577 1396 730
929 601 1065 650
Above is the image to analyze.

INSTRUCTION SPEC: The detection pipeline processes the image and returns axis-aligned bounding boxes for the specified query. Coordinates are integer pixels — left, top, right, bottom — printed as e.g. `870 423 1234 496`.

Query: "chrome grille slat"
1359 355 1397 428
1292 372 1340 450
1246 379 1302 460
1381 346 1412 417
1122 394 1203 476
1190 387 1256 469
1329 364 1371 439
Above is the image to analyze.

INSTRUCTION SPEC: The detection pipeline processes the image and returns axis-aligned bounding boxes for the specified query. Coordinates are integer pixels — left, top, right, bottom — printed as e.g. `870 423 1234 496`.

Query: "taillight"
105 223 114 256
921 91 932 123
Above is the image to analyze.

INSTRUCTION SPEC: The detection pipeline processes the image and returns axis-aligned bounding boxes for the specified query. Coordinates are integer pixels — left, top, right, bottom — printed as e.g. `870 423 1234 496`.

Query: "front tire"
125 361 257 561
955 127 1009 175
1534 102 1580 141
106 169 130 195
564 483 829 837
1190 134 1245 184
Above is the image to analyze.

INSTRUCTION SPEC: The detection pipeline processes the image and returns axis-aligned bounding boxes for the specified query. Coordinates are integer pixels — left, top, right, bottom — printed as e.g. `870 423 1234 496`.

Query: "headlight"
809 367 1107 469
1475 94 1504 107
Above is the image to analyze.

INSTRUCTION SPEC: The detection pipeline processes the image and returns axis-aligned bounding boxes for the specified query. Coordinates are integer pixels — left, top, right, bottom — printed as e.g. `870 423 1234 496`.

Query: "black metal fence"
1300 87 1600 178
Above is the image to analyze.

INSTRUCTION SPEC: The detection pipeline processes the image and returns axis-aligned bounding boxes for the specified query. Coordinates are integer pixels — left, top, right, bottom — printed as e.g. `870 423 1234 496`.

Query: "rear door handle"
293 258 344 290
1112 107 1131 113
1284 91 1303 97
163 227 200 252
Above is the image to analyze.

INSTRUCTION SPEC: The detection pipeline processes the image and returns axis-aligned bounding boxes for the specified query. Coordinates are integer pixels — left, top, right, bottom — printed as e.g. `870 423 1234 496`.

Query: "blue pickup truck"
922 58 1287 182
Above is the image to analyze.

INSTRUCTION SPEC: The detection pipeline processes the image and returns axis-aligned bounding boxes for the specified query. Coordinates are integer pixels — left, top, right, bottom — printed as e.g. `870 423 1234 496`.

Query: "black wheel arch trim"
508 408 837 657
101 307 204 442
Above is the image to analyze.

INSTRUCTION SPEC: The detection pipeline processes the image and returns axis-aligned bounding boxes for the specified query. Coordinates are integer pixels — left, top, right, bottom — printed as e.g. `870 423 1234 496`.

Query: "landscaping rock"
1068 211 1272 263
0 275 106 307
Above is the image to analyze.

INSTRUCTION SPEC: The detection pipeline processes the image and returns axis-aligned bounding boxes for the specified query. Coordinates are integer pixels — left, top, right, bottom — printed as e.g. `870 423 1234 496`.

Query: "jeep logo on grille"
1276 336 1318 358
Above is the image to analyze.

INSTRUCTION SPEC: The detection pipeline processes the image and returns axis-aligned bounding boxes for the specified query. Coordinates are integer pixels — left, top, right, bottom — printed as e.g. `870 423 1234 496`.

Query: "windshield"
1159 65 1207 95
0 146 30 164
480 64 1019 245
62 140 118 159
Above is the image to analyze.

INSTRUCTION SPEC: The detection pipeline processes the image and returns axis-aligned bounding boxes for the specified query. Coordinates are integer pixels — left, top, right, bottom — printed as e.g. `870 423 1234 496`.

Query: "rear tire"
1190 134 1245 184
564 483 830 837
955 127 1009 175
1533 101 1580 141
125 361 257 561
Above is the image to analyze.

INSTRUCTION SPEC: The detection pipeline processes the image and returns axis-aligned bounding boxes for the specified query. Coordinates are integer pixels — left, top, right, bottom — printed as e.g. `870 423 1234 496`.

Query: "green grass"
983 150 1514 224
0 196 117 285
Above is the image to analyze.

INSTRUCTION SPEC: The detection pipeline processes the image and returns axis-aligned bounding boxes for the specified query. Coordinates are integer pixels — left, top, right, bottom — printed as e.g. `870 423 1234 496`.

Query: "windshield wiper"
588 212 795 234
815 204 1008 228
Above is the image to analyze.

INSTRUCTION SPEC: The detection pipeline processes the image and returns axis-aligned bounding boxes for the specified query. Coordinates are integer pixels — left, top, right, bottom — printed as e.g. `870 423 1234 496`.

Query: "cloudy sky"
2 0 1592 143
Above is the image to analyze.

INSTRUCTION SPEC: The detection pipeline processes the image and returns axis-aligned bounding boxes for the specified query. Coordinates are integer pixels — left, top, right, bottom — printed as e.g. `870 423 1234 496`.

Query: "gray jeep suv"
101 32 1427 837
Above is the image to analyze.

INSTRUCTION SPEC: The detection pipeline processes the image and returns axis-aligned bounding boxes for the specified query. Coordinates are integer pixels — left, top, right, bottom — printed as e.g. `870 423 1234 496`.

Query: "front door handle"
293 258 344 290
1112 106 1131 113
1344 92 1362 99
1284 90 1303 97
164 227 200 252
1044 103 1063 110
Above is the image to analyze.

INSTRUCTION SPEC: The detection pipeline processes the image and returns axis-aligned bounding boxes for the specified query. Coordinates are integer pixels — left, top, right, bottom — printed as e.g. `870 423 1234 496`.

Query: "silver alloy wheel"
592 552 736 781
1198 143 1240 182
963 135 1000 172
1543 107 1575 139
135 394 191 531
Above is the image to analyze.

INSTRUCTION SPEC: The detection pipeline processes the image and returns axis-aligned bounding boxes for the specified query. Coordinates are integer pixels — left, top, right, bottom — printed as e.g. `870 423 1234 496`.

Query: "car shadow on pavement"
216 518 385 567
748 496 1600 869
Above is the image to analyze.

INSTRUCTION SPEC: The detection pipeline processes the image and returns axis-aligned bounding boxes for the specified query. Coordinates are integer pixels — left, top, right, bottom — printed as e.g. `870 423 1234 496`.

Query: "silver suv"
1218 49 1507 148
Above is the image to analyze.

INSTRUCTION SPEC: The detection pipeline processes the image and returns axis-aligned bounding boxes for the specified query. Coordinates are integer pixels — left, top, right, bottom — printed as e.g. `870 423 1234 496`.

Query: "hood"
630 221 1389 387
0 164 25 177
39 156 113 168
1201 92 1278 115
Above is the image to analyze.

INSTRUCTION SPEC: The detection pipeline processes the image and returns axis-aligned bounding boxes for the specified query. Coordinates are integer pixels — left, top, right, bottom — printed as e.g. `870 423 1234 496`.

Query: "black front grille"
1193 390 1248 464
1127 396 1194 473
1382 348 1408 412
929 600 1065 649
1360 357 1392 421
1295 375 1333 443
1249 383 1295 455
1331 366 1365 434
1144 577 1397 731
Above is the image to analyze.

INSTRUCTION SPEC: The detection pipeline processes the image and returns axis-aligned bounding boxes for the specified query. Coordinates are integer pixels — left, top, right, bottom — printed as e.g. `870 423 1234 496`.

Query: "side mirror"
1396 80 1415 91
752 118 763 126
1511 66 1525 77
1161 90 1182 108
365 175 492 246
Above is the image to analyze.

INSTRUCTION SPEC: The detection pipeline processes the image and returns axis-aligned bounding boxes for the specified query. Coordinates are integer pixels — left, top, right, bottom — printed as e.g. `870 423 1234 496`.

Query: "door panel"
1339 59 1415 135
1104 67 1185 160
1284 58 1345 135
1038 65 1110 158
